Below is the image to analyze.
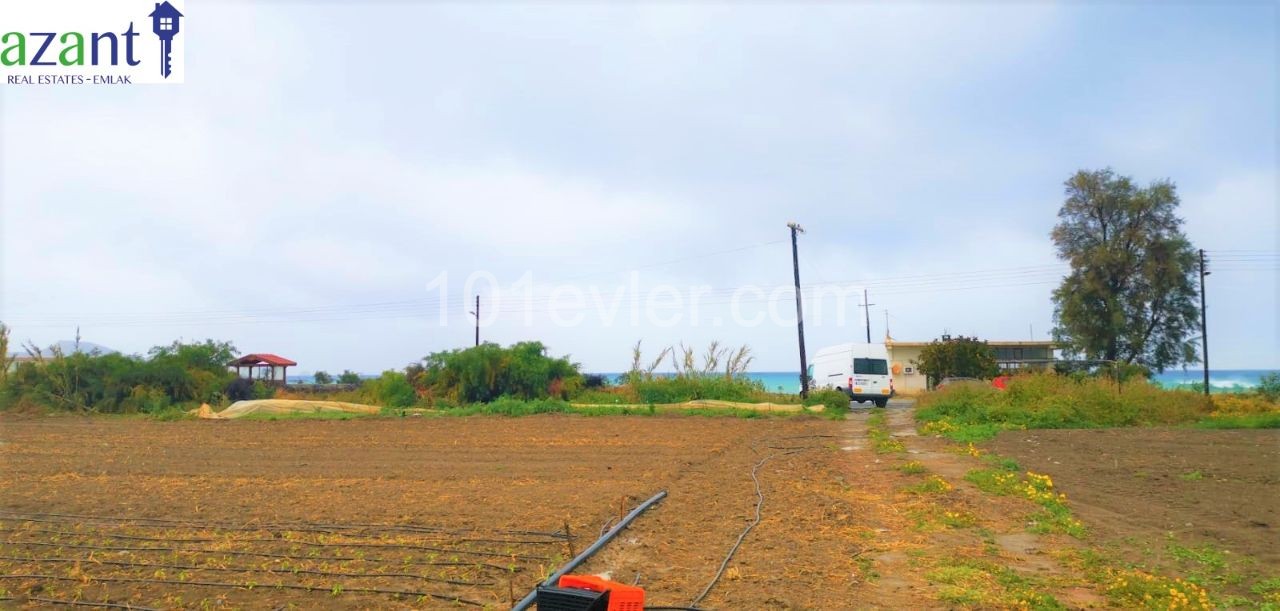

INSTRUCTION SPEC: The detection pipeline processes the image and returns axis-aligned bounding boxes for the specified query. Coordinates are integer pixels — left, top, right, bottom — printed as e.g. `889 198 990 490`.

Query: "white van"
809 343 894 407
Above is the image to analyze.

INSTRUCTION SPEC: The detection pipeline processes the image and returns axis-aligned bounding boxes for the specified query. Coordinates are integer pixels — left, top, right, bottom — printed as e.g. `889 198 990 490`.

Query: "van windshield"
854 358 889 375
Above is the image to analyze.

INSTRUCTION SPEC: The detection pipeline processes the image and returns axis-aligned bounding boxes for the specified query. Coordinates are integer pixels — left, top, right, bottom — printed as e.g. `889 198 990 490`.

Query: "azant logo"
1 0 185 85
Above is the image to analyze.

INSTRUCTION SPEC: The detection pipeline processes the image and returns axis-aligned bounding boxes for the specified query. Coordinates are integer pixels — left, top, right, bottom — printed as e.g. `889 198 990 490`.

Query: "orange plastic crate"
558 574 644 611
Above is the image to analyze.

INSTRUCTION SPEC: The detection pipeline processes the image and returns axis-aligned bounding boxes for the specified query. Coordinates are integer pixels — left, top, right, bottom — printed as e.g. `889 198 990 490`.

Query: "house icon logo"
148 1 182 79
0 0 186 85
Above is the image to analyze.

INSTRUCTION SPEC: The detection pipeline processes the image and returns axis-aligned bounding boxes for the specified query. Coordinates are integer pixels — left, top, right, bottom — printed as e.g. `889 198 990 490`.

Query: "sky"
1 1 1277 374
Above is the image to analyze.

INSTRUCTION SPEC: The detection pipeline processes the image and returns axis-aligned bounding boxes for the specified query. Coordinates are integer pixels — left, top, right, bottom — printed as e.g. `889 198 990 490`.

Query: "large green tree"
1050 169 1200 372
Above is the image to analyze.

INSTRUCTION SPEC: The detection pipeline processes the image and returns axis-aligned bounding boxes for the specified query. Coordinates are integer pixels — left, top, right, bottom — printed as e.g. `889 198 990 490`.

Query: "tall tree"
1050 169 1200 372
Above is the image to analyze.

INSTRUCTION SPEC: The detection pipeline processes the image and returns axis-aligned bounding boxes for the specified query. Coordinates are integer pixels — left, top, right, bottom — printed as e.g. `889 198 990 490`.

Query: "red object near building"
992 375 1011 390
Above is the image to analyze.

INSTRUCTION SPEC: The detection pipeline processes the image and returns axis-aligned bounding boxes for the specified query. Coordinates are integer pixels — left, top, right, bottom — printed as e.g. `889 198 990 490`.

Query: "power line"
4 251 1273 329
6 264 1072 325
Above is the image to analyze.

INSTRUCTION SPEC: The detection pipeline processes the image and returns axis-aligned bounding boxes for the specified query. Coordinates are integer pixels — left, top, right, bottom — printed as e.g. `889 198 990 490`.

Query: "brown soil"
986 427 1280 594
11 413 1266 609
0 414 930 610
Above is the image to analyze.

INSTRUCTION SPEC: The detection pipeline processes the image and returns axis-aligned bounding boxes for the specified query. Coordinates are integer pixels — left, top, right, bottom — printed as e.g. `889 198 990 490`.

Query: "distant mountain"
7 340 119 358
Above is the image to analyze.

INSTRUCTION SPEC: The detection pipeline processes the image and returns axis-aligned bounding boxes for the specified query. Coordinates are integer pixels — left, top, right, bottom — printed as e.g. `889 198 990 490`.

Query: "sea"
288 369 1276 394
739 369 1277 395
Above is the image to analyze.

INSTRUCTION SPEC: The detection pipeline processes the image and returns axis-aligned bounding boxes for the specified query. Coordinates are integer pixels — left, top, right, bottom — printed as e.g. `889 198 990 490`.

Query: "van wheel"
874 398 888 408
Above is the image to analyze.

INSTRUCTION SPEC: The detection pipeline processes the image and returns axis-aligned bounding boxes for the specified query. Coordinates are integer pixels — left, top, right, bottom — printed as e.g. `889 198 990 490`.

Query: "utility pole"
859 289 876 343
1198 249 1210 396
469 295 480 347
884 310 891 341
788 222 809 398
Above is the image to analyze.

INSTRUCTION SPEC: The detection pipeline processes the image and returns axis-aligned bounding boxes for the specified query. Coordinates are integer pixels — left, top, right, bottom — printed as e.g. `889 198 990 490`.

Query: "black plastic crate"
535 585 610 611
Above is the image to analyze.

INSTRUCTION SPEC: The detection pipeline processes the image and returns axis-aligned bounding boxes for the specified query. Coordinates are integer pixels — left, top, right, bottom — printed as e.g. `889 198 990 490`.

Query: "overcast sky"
1 2 1276 374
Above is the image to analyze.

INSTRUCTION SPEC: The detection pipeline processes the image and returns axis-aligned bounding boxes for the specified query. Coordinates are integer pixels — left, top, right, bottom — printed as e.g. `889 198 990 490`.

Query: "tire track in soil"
842 408 930 605
881 407 1108 608
580 416 934 609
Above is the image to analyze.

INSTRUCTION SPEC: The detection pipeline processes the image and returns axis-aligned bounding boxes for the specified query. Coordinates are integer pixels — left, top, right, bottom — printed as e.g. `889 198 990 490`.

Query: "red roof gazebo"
228 353 297 386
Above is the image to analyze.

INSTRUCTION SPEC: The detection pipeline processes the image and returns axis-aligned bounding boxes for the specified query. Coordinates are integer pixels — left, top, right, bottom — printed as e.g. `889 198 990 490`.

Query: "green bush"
447 397 571 416
571 387 640 404
916 372 1213 439
803 388 850 413
363 370 416 408
631 375 764 403
337 370 363 385
1 339 237 413
251 380 275 400
411 342 582 404
120 385 170 414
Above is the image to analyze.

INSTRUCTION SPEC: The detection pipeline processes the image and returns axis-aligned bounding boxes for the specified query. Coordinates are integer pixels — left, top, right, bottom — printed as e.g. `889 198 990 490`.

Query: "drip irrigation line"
239 536 563 547
227 538 549 559
0 532 549 561
689 435 828 608
0 574 484 607
24 597 160 610
0 555 495 587
8 528 217 543
0 541 518 571
0 512 569 541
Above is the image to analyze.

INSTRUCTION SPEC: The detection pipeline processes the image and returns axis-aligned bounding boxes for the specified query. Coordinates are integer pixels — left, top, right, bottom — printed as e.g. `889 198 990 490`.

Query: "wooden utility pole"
788 222 809 398
1198 249 1210 396
469 295 480 347
859 290 876 343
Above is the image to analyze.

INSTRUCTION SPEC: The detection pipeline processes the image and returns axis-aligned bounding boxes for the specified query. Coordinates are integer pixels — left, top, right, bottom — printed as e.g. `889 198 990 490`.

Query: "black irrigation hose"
689 453 779 608
231 538 549 559
0 574 484 607
0 555 495 587
512 491 668 611
24 597 160 610
0 541 518 571
688 435 829 608
3 526 561 547
6 528 218 543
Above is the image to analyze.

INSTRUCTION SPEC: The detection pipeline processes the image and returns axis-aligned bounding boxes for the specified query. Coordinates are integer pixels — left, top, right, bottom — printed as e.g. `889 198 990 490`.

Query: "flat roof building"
886 340 1055 394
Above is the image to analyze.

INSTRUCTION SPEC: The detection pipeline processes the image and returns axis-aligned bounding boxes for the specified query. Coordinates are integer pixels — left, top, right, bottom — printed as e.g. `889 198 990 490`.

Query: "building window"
904 367 915 375
160 17 173 30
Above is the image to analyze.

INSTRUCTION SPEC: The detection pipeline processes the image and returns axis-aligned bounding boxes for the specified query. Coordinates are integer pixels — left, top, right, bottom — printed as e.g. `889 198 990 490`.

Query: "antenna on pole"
787 222 809 398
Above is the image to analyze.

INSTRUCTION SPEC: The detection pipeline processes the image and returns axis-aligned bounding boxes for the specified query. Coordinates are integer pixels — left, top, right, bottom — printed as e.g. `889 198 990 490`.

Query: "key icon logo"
149 1 183 79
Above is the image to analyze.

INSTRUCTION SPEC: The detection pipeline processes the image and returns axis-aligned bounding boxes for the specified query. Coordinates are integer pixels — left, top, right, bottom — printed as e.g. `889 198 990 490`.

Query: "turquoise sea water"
741 369 1276 395
290 369 1274 394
